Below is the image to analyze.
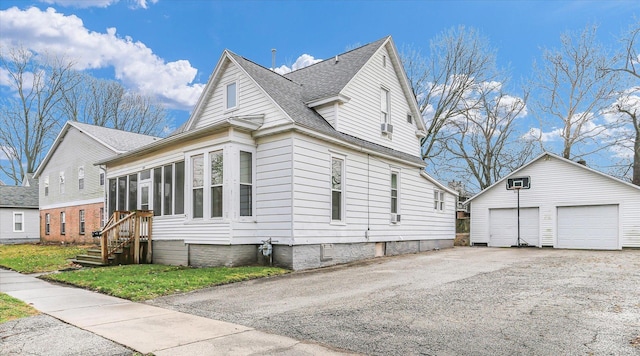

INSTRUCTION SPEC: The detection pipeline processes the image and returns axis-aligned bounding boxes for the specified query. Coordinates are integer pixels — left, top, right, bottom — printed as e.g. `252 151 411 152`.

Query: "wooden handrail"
100 210 153 264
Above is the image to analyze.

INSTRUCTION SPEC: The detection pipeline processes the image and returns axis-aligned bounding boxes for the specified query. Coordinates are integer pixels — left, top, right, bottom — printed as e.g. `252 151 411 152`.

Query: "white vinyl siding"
339 45 422 156
194 60 288 130
470 155 640 248
0 208 38 242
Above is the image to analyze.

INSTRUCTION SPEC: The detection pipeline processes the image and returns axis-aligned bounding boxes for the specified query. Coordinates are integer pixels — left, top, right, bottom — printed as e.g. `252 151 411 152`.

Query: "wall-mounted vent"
381 123 394 134
320 243 334 261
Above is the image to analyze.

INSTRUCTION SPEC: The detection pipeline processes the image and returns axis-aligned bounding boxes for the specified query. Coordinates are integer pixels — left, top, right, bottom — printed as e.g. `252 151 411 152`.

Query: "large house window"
13 212 24 232
44 176 49 196
118 176 127 211
59 171 65 194
434 190 445 211
60 211 66 235
79 210 85 234
240 151 252 216
210 150 224 218
331 157 344 221
380 87 390 124
391 172 398 214
192 155 204 218
226 82 237 110
45 213 50 235
78 166 85 190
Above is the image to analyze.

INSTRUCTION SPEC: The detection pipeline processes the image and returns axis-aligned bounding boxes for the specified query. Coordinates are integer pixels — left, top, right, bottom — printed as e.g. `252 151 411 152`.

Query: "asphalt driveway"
149 247 640 355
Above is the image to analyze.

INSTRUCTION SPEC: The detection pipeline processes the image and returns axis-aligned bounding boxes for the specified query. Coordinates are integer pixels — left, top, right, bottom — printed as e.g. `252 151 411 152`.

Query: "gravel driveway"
149 247 640 355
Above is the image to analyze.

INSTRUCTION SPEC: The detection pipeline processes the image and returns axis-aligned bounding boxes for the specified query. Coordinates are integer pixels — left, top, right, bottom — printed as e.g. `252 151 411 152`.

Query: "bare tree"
606 20 640 185
436 82 535 191
60 73 169 136
0 47 81 184
532 25 621 160
401 26 498 160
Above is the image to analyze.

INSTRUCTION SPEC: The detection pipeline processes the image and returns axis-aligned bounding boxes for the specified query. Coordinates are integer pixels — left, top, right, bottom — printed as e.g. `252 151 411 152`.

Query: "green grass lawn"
0 244 87 273
42 264 288 301
0 293 39 323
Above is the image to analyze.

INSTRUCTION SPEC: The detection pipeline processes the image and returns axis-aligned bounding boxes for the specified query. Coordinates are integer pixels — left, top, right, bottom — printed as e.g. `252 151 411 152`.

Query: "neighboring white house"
98 36 457 270
33 121 159 243
0 174 39 244
467 152 640 250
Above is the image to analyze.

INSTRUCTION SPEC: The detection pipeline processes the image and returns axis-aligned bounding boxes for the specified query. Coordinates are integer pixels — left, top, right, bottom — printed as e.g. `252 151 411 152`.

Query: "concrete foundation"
151 239 454 270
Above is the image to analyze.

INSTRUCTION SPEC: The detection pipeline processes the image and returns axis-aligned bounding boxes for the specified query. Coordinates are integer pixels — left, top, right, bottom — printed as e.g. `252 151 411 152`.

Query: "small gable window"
226 82 237 110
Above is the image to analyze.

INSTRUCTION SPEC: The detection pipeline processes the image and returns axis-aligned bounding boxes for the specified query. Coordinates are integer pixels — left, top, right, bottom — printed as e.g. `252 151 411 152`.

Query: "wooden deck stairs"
71 210 153 267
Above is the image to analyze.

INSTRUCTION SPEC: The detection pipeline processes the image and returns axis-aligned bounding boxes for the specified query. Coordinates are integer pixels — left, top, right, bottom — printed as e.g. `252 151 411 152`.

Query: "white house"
0 174 39 244
98 36 457 270
33 121 159 243
467 152 640 250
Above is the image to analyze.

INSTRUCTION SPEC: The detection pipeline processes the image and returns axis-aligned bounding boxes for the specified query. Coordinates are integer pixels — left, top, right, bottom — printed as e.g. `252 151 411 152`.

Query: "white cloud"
523 127 562 142
0 146 18 161
38 0 157 9
273 54 322 75
0 7 201 110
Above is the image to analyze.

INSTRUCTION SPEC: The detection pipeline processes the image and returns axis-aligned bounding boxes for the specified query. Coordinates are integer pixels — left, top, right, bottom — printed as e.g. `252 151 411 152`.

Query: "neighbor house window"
44 176 49 196
45 213 50 235
78 166 84 190
59 171 65 194
240 151 252 216
380 88 390 124
13 212 24 232
434 190 445 211
99 172 105 186
407 114 413 124
210 150 224 218
331 157 344 221
391 172 398 214
192 155 204 218
60 211 66 234
226 82 237 109
79 210 85 234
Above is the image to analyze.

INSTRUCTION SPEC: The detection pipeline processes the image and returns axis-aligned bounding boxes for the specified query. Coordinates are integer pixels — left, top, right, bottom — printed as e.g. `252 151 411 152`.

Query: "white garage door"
489 208 539 247
557 205 619 250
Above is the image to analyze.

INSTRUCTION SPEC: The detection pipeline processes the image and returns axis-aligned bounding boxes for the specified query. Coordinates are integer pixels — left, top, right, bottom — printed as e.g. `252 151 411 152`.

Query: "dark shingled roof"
0 174 38 208
227 37 424 166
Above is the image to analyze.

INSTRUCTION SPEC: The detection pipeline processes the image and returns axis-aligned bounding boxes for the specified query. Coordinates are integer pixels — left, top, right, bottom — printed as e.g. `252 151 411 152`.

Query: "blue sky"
0 0 639 184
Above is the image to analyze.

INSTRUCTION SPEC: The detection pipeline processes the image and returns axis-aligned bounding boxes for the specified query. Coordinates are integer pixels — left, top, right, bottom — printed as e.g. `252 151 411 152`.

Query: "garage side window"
434 190 445 211
13 212 24 232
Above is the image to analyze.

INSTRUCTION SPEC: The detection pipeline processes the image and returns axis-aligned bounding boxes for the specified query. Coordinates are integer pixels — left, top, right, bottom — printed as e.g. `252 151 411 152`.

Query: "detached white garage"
468 153 640 250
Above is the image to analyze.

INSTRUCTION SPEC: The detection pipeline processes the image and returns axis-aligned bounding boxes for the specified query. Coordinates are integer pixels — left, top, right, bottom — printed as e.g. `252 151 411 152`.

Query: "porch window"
210 150 224 218
13 212 23 232
153 168 162 216
60 211 66 235
45 213 50 235
331 157 343 221
79 210 85 234
78 166 84 190
108 179 116 216
118 176 127 211
192 155 204 219
163 164 173 215
128 174 137 211
434 190 445 211
174 161 185 214
240 151 252 216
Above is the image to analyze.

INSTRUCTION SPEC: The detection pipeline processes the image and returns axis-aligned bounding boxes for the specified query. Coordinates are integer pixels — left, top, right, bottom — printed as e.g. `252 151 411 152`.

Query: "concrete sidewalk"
0 269 355 355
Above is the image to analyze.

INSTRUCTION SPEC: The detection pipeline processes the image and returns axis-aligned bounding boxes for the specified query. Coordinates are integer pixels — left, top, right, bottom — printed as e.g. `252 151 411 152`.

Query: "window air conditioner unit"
391 213 401 223
381 123 394 134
